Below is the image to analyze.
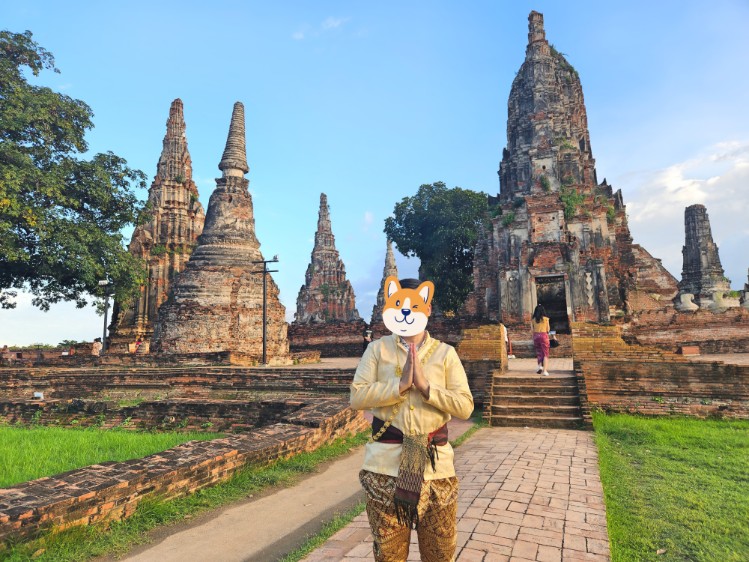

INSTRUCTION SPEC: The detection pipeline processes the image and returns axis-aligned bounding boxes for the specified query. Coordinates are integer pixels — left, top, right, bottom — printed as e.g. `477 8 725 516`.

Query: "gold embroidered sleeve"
424 346 474 420
350 343 401 410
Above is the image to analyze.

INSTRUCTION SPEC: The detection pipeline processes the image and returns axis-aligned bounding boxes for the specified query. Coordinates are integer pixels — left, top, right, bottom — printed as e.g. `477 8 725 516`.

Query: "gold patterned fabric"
350 333 474 480
360 469 458 562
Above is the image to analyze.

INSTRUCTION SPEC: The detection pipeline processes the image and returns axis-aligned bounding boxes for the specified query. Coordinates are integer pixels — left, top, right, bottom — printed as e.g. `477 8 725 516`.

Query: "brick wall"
0 399 367 545
572 322 749 423
288 321 368 357
454 324 507 406
0 367 357 401
624 307 749 354
0 398 319 433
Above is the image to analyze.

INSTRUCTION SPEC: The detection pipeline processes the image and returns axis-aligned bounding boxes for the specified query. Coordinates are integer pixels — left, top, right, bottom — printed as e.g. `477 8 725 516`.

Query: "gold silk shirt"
350 333 474 480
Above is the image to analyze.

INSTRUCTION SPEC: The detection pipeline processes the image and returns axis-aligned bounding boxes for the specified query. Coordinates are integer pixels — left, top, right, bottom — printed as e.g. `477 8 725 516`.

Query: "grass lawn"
0 426 223 488
593 412 749 561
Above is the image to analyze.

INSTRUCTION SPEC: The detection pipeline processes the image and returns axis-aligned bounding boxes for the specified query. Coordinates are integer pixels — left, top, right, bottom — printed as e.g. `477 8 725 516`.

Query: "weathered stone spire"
218 102 249 177
314 193 335 250
199 103 257 248
371 239 399 324
156 99 192 181
152 102 288 361
678 204 730 307
527 10 547 53
293 193 361 324
498 10 595 201
108 99 205 353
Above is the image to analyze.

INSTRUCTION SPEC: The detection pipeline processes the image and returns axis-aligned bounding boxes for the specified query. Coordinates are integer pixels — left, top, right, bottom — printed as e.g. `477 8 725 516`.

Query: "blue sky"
2 1 748 345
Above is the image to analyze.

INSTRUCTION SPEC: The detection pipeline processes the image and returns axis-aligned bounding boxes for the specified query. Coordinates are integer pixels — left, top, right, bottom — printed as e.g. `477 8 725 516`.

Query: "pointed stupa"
152 102 289 362
107 99 205 353
293 193 362 324
371 240 398 324
218 102 249 176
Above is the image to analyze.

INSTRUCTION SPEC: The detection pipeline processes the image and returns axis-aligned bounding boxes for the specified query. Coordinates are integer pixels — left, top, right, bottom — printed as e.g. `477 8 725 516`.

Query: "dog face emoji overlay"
382 276 435 337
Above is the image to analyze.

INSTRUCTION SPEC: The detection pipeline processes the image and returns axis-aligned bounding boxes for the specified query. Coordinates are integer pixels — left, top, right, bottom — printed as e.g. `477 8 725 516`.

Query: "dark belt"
372 416 449 446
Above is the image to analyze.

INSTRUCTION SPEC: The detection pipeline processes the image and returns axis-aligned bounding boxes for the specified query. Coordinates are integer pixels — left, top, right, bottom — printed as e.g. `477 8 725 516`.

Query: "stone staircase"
486 368 584 429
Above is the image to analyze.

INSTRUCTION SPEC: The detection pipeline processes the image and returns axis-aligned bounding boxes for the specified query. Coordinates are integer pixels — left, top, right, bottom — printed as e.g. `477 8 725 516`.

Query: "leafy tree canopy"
0 30 147 310
384 181 488 313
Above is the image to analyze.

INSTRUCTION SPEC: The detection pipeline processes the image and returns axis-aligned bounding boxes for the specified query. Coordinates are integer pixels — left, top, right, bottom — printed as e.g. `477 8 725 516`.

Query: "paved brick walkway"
303 427 610 561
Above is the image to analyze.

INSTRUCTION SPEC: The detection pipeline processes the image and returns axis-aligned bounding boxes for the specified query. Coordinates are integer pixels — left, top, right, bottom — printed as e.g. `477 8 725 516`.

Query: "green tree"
0 30 147 310
384 182 487 313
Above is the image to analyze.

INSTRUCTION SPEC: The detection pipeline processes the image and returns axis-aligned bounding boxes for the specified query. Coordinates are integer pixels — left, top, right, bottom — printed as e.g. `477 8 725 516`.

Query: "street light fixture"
98 279 111 354
251 255 279 365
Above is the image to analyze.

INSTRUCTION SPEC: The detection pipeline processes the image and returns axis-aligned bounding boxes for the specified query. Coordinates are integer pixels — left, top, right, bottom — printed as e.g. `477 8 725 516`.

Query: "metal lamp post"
98 279 111 354
251 255 279 365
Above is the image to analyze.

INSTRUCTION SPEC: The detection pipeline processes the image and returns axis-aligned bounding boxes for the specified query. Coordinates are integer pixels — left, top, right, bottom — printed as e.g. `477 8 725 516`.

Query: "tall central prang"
464 11 678 331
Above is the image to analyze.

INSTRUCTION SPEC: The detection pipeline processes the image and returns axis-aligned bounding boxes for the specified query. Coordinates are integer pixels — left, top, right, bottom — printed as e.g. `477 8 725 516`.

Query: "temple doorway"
535 275 570 333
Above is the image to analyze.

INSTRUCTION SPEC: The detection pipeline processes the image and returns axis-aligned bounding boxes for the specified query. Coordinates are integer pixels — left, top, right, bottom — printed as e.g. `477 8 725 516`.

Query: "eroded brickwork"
572 322 749 423
464 11 677 330
623 307 749 354
677 204 731 309
109 99 205 352
152 102 289 362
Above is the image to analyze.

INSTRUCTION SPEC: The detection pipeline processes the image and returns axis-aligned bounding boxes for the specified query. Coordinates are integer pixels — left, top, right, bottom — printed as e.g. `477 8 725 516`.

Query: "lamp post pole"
98 279 111 354
251 256 279 365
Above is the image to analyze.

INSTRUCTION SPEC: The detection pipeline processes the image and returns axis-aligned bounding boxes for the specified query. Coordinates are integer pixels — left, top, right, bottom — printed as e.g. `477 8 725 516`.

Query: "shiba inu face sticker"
382 276 435 336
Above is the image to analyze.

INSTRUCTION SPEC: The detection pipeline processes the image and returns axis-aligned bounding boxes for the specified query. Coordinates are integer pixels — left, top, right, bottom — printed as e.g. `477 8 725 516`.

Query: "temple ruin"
151 102 289 362
288 193 365 356
464 11 678 332
108 99 205 352
677 204 731 310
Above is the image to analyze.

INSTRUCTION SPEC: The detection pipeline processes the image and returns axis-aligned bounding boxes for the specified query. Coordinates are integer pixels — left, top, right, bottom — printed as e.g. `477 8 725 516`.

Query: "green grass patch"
0 426 223 488
593 412 749 561
2 431 369 561
279 500 367 562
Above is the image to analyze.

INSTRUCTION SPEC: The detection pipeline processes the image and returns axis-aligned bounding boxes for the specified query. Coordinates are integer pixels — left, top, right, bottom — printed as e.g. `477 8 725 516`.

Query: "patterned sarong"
360 469 458 562
533 331 550 363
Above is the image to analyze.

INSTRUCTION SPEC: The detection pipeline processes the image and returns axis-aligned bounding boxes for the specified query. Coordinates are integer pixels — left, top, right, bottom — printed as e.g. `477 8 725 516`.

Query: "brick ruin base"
623 307 749 354
0 399 366 545
288 320 368 357
0 397 344 433
572 322 749 424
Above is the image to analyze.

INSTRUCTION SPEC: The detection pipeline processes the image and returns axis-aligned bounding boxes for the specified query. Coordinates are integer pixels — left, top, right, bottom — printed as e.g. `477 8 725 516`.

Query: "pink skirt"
533 332 550 363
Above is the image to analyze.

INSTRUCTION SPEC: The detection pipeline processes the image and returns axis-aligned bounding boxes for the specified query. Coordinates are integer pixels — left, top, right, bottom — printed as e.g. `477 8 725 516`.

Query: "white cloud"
321 17 350 30
624 140 749 287
363 210 374 230
0 292 101 347
292 16 350 40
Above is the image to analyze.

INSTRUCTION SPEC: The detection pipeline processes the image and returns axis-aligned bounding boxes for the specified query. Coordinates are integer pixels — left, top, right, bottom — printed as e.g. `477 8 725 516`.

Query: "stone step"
491 404 581 416
490 384 580 396
487 414 584 429
490 394 581 406
494 374 576 383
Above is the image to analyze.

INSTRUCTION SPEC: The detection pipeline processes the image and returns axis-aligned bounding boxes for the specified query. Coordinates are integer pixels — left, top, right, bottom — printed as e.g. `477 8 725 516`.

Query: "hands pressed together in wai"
398 343 430 400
